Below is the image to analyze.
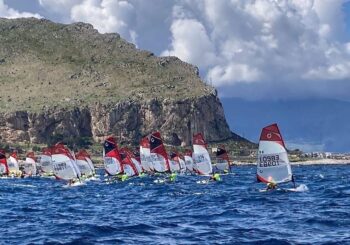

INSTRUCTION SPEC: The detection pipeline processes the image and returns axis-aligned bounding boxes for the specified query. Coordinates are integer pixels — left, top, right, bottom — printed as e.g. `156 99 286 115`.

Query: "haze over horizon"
1 0 350 152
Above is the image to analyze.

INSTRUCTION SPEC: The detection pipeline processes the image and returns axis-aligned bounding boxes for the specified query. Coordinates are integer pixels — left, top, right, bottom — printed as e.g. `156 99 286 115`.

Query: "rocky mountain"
0 18 246 146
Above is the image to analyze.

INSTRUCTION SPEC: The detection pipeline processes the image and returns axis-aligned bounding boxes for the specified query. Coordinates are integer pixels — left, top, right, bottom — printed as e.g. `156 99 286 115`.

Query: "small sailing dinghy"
39 148 54 177
103 137 123 176
215 146 231 173
23 152 37 177
0 149 9 178
257 123 299 191
140 136 154 173
51 143 82 184
76 149 95 179
8 151 20 177
192 133 213 176
169 151 181 173
119 148 140 177
184 150 194 173
149 132 170 173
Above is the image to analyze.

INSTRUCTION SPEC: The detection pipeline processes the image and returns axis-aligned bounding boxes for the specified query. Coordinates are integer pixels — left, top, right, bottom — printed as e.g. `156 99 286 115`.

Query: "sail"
51 143 80 180
169 152 181 173
120 148 139 177
192 133 213 175
149 132 170 173
140 137 153 172
257 123 292 184
184 150 194 172
40 148 53 174
103 137 123 176
0 150 9 175
23 152 37 176
76 149 94 177
121 147 142 175
8 151 20 175
216 146 230 172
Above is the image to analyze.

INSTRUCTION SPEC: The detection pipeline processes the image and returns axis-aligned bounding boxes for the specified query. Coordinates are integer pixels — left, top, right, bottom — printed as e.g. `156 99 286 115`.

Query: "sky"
1 0 350 152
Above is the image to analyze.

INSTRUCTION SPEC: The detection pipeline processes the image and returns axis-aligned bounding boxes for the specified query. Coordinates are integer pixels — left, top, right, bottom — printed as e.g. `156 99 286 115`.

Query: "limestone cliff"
0 18 245 146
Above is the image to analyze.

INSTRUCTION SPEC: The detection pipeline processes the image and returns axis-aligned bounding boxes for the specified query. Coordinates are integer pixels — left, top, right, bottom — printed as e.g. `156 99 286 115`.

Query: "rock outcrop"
0 18 245 146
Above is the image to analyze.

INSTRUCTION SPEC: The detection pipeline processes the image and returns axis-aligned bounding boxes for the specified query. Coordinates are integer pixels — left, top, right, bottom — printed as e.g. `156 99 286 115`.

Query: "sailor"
169 173 177 182
210 173 221 181
266 182 277 190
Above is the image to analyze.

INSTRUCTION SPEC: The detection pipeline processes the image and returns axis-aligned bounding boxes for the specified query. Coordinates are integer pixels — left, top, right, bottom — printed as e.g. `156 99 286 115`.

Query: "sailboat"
257 123 295 189
40 147 54 176
140 136 154 173
23 152 37 177
119 147 139 177
0 149 9 177
103 136 123 176
8 151 20 177
184 150 194 173
76 149 95 179
169 151 181 173
192 133 213 175
51 143 81 183
215 146 231 173
149 132 170 173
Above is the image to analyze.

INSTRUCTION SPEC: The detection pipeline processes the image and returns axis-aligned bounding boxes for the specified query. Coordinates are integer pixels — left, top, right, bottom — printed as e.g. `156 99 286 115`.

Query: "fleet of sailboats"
0 124 304 191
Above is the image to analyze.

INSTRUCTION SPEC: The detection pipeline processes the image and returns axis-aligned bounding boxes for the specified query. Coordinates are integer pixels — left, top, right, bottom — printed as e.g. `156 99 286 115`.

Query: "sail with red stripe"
216 146 230 172
149 132 170 173
192 133 212 175
140 136 153 172
119 148 139 177
103 137 123 176
257 123 292 184
169 151 181 173
23 152 37 176
76 149 94 177
0 150 9 176
40 148 53 174
121 147 143 175
51 143 81 181
8 151 20 175
184 150 194 172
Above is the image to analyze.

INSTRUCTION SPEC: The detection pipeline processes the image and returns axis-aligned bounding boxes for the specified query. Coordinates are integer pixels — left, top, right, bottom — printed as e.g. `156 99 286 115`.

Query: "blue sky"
1 0 350 152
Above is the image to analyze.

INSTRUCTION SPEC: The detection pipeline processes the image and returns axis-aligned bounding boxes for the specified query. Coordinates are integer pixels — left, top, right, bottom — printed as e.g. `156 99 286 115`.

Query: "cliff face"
0 18 242 146
0 92 235 146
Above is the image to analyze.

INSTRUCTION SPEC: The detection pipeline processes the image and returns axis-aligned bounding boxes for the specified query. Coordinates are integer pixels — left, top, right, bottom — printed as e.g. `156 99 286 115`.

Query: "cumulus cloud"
4 0 350 100
0 0 41 18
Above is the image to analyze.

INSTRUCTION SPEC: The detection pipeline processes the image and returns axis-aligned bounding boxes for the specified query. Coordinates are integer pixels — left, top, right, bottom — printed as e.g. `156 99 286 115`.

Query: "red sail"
0 149 9 175
120 147 139 175
149 132 170 171
76 149 91 161
104 137 123 162
10 151 18 160
259 123 285 148
51 144 74 160
193 133 208 148
26 151 36 161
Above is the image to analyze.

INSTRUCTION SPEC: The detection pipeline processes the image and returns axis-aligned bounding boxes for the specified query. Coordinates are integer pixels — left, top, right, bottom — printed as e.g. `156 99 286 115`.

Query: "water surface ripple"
1 165 350 244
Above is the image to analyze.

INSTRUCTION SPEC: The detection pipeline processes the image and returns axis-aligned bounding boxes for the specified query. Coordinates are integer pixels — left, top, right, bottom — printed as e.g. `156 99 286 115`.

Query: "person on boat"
266 182 277 190
210 173 221 181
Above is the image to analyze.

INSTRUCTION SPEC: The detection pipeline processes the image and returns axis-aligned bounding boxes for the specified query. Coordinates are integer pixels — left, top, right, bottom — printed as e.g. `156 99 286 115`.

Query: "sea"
1 165 349 244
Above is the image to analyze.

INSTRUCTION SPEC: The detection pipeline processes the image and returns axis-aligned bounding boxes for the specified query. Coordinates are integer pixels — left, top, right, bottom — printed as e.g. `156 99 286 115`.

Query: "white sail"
7 156 19 174
184 155 194 172
103 137 123 176
140 146 153 172
85 157 95 175
257 123 292 184
192 133 212 175
76 159 93 176
150 153 168 173
23 157 37 176
52 153 80 180
169 159 181 173
40 154 53 174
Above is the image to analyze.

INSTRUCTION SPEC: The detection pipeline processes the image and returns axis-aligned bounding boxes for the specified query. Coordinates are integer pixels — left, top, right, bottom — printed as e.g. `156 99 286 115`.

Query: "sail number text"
259 155 280 167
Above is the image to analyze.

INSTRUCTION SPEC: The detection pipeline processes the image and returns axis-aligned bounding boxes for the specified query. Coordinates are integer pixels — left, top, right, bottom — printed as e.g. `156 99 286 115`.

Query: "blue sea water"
1 165 350 244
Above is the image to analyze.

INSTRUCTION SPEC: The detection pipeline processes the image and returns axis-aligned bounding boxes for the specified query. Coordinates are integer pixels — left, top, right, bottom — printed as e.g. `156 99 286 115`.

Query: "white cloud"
4 0 350 100
0 0 41 18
